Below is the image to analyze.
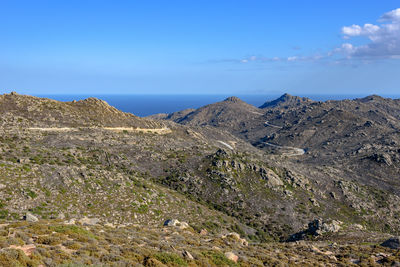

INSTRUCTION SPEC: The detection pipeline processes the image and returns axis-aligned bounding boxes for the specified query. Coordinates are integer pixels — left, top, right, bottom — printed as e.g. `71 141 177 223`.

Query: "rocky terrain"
1 92 400 266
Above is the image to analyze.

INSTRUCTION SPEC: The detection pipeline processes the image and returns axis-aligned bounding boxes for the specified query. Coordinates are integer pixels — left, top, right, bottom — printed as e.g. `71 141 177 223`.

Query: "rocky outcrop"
222 232 249 246
381 237 400 249
209 149 283 188
259 93 313 109
288 219 342 241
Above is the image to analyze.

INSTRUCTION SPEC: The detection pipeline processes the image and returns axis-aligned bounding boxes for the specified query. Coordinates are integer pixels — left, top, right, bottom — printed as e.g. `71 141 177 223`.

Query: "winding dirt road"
26 127 172 134
263 121 305 156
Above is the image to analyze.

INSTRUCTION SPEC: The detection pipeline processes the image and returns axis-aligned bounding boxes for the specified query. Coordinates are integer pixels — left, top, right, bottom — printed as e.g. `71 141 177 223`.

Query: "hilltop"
0 92 160 128
259 93 314 109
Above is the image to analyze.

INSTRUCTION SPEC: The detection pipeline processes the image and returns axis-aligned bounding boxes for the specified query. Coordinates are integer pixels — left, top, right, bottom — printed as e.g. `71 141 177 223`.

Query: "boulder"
199 229 208 235
224 232 249 246
178 222 189 230
25 212 38 222
79 217 100 226
224 252 239 263
163 219 189 229
308 219 342 235
288 219 342 241
182 250 194 260
381 237 400 249
259 168 283 187
163 219 180 227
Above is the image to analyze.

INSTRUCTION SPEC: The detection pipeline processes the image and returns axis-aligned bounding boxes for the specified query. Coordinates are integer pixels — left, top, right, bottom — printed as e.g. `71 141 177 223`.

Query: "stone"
182 250 194 260
224 232 249 246
104 222 116 228
260 168 283 187
352 224 364 230
65 218 76 225
288 219 342 241
370 153 392 166
163 219 180 227
308 219 341 235
162 219 189 229
199 229 208 235
381 237 400 249
25 212 38 222
309 198 319 207
178 222 189 230
224 252 239 263
79 217 100 226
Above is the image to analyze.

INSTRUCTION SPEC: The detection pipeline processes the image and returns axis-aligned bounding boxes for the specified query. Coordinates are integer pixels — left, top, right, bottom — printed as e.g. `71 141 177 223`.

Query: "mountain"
259 93 314 108
154 93 400 237
159 93 400 192
256 95 400 192
1 92 400 265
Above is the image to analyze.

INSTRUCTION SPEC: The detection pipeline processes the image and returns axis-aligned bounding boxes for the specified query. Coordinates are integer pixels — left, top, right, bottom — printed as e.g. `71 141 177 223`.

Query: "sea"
36 94 400 117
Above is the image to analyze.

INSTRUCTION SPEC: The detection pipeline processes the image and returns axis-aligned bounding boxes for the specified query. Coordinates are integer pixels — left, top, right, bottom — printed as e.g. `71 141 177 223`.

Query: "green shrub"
153 252 187 266
202 251 239 267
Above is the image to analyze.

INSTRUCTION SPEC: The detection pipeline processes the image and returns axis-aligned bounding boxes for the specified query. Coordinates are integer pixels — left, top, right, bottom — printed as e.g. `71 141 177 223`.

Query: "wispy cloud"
211 54 325 64
212 8 400 65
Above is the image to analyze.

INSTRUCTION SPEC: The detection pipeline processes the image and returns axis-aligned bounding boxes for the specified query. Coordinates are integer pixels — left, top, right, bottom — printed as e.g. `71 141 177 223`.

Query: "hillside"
159 93 400 190
160 96 263 127
0 92 160 128
1 92 400 265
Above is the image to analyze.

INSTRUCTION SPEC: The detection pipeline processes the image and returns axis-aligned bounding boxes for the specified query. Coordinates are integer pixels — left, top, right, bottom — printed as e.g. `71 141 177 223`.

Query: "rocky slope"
0 92 160 128
157 96 263 128
1 92 400 265
154 93 400 233
158 94 400 192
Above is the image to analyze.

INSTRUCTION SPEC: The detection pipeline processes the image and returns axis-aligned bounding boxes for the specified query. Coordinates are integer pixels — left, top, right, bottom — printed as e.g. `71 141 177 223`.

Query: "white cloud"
381 8 400 21
338 8 400 59
342 24 380 37
212 8 400 65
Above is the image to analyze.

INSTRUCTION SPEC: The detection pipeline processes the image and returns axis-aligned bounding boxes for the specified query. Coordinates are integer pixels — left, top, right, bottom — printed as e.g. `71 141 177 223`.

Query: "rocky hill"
259 93 314 109
159 93 400 191
1 92 400 266
0 92 160 128
160 96 263 127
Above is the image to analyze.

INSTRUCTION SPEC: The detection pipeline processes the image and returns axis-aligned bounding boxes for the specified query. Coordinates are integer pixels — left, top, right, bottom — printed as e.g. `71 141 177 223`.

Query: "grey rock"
308 219 341 235
163 219 180 227
182 250 194 260
25 212 39 222
261 168 283 187
381 237 400 249
79 217 100 226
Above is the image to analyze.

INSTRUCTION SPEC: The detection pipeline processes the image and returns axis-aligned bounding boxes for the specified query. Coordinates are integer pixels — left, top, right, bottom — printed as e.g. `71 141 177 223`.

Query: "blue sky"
1 0 400 95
